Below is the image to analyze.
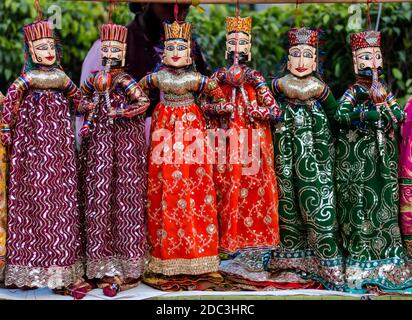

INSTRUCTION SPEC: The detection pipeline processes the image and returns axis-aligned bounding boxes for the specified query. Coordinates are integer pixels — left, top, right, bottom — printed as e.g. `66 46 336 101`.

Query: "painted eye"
228 40 237 45
111 47 121 53
290 51 301 57
239 40 248 45
36 45 48 50
376 53 382 59
177 45 187 51
166 45 174 51
303 51 313 58
102 47 109 53
359 54 372 60
50 44 55 50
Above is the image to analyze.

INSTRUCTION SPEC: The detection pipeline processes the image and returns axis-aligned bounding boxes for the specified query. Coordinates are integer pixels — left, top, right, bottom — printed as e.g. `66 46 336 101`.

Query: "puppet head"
100 23 128 68
24 20 56 67
163 21 192 68
287 27 319 78
350 30 382 76
225 16 252 64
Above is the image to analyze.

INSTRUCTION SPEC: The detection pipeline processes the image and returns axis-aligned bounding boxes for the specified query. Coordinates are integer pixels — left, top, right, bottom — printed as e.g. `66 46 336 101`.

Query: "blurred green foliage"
0 1 411 105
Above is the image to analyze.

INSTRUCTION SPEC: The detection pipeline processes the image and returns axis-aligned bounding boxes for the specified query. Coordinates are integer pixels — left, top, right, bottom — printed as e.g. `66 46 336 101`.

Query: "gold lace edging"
0 265 4 283
5 259 85 289
345 259 412 290
268 254 345 288
148 255 220 276
87 256 146 280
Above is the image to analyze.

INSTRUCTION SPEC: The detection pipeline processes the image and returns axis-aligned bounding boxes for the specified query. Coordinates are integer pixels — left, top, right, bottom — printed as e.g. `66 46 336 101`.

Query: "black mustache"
227 51 248 64
358 67 383 77
102 57 122 67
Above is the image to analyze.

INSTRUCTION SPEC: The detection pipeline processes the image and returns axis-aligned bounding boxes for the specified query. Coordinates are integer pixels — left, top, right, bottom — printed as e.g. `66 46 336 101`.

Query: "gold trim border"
148 255 220 276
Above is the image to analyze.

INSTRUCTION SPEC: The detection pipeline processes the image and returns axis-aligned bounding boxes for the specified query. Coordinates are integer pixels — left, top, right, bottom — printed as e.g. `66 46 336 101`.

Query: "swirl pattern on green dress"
268 74 345 290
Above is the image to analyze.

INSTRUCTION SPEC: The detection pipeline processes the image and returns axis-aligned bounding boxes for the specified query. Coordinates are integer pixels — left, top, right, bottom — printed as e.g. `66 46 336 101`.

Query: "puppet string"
366 0 373 30
174 0 180 22
375 1 383 31
294 0 304 28
33 0 43 21
108 0 117 23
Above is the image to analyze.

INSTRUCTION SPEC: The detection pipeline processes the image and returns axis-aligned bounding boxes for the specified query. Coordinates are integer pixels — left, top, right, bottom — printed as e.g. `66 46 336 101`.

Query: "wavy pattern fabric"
0 142 6 283
5 90 83 288
80 87 147 280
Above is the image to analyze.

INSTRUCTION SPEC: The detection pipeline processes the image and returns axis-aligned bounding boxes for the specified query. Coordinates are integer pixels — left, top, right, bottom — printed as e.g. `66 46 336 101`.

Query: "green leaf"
392 68 403 80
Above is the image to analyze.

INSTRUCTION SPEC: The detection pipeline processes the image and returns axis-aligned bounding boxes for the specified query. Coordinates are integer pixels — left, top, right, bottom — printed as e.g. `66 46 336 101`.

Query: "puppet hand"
80 125 91 138
79 101 95 113
0 131 12 146
216 102 234 115
268 107 283 123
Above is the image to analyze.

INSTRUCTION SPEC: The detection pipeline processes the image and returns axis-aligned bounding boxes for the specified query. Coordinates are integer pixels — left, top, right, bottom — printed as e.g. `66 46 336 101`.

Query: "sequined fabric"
3 69 83 288
345 258 412 290
211 66 280 253
268 250 345 289
269 74 345 290
25 68 73 90
275 74 326 102
80 71 149 280
220 258 323 290
87 256 146 280
151 68 202 96
139 68 226 276
6 260 84 289
336 80 412 290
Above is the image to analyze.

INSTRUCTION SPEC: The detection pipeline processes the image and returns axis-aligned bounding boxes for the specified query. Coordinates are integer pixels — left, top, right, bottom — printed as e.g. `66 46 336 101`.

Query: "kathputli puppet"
1 20 84 292
335 30 412 290
268 27 345 290
0 92 6 285
211 16 281 279
79 23 150 297
138 21 233 282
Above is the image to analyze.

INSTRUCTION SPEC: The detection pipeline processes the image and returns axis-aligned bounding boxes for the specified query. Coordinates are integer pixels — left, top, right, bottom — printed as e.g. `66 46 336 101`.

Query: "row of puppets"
0 14 411 298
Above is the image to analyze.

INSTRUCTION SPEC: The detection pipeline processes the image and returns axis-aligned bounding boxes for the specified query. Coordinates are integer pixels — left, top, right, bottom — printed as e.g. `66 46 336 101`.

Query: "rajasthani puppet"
335 30 412 290
268 28 345 290
211 16 281 276
0 92 6 284
138 21 233 278
79 23 150 296
0 20 84 290
400 96 412 256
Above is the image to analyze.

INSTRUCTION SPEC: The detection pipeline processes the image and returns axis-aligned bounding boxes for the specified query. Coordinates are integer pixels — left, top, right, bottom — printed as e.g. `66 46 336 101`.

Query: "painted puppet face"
353 47 383 74
101 40 126 67
163 39 192 68
287 44 317 78
29 38 56 66
226 32 251 63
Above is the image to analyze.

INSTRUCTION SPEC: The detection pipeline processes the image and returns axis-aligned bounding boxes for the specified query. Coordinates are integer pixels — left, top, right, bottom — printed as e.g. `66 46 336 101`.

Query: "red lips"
171 56 181 62
295 67 308 73
45 56 55 61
